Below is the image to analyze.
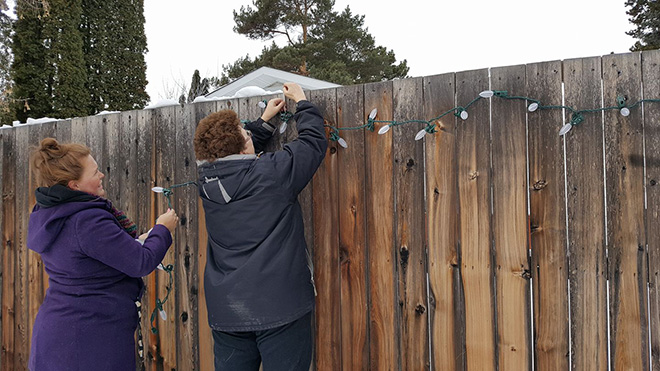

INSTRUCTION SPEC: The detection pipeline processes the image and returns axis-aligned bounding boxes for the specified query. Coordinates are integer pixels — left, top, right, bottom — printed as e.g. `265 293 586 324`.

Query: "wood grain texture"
392 77 429 370
491 64 532 370
14 126 29 370
527 60 570 370
603 51 648 371
364 80 399 370
564 56 608 371
153 105 178 369
310 88 342 371
2 129 15 371
423 73 464 371
455 69 496 371
175 104 200 371
193 100 221 371
336 84 369 370
643 49 660 371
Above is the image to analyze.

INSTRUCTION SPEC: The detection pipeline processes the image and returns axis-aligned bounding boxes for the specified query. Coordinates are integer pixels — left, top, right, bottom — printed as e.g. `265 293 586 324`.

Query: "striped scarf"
110 205 138 238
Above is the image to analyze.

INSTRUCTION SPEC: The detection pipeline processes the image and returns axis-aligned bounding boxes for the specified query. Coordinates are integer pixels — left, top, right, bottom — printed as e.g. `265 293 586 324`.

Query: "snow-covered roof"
205 66 340 99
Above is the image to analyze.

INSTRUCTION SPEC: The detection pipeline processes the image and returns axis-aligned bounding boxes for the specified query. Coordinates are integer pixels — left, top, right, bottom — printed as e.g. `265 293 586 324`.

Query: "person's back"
195 82 327 370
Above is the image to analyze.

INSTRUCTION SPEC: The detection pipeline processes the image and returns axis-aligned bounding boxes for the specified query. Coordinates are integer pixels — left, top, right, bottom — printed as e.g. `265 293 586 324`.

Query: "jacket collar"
196 152 261 166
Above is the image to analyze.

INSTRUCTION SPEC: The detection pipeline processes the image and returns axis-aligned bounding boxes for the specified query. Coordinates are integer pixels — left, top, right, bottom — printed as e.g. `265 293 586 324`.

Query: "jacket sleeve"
75 209 172 277
272 100 328 196
244 118 276 153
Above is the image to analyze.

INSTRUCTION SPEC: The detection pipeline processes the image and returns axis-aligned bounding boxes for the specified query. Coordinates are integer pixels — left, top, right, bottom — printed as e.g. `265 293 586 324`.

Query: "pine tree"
0 0 13 125
626 0 660 51
226 0 408 85
186 70 210 103
11 0 53 122
44 0 89 118
82 0 149 113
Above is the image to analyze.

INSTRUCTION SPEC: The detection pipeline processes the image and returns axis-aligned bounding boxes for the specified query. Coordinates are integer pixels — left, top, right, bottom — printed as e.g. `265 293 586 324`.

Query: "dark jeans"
212 311 313 371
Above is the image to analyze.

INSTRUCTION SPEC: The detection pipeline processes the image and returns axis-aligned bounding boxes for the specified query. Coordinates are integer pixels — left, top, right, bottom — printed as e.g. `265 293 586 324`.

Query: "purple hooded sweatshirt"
27 185 172 370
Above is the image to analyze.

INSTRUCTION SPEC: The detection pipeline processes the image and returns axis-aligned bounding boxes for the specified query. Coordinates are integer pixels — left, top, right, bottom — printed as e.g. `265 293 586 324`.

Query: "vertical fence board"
527 60 570 370
491 65 533 369
118 112 138 233
310 88 341 370
27 123 43 345
364 81 399 369
86 116 105 175
136 109 155 369
456 68 496 370
56 119 71 143
14 126 29 370
603 52 648 370
564 56 609 371
103 115 121 207
423 73 464 370
70 117 86 145
153 106 178 369
193 100 220 371
175 104 199 371
336 85 369 370
2 129 15 371
392 77 429 370
643 49 660 371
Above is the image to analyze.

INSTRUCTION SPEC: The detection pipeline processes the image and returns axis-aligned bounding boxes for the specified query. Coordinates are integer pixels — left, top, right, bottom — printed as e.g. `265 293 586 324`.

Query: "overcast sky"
143 1 635 102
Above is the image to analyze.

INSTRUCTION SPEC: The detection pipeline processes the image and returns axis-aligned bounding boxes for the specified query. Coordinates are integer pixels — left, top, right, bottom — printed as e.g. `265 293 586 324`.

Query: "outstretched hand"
261 98 286 122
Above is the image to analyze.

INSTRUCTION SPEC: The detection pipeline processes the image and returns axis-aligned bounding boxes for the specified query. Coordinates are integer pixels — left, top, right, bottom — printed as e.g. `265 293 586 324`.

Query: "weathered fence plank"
336 84 369 370
27 123 44 345
175 104 199 371
456 68 496 370
424 72 464 370
136 108 154 370
70 117 86 145
392 76 429 370
603 52 648 370
527 60 570 370
0 129 3 368
103 114 121 206
564 56 608 371
14 125 29 370
193 100 221 371
118 112 138 236
491 64 533 369
364 80 399 369
311 87 341 370
1 128 15 371
643 48 660 371
153 105 178 369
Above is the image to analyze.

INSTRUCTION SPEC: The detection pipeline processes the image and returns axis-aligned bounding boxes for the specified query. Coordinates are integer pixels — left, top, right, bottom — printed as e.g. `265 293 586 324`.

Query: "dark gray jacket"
197 100 327 331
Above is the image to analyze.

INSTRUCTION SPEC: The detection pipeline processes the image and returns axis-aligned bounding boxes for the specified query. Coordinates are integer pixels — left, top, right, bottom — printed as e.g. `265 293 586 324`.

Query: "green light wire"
150 263 174 334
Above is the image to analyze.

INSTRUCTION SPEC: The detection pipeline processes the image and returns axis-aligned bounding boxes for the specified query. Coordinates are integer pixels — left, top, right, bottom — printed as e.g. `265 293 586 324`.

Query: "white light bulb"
159 309 167 321
257 101 266 109
369 108 378 120
415 129 427 141
157 263 165 271
279 121 287 134
460 111 469 120
378 125 391 135
528 103 539 112
620 107 630 117
479 90 494 98
559 123 572 136
151 187 164 193
337 137 348 148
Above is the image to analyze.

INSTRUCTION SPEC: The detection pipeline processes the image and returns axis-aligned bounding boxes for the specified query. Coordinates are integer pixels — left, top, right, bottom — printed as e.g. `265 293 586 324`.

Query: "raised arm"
244 98 285 152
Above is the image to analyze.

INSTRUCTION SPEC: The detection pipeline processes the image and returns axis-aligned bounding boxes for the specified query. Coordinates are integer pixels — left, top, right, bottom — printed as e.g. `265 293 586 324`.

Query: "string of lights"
317 90 660 146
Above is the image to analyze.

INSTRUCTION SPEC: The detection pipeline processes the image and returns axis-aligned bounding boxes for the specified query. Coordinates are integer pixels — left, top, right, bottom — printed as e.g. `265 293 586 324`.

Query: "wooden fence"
2 50 660 370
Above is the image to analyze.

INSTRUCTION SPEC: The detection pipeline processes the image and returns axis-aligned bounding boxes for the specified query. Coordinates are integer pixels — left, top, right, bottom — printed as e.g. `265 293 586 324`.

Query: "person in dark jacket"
27 138 178 370
194 82 327 370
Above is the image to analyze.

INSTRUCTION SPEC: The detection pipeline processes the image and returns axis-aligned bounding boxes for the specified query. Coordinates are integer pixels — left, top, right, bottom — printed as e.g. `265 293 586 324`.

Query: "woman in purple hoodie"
27 138 178 370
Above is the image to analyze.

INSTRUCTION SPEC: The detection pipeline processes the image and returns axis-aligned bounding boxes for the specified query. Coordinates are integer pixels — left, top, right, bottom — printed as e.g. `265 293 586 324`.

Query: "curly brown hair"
194 109 246 161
